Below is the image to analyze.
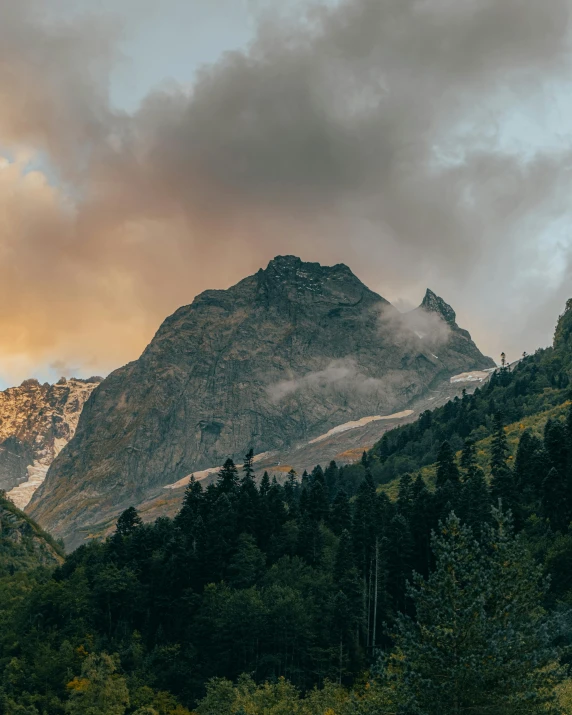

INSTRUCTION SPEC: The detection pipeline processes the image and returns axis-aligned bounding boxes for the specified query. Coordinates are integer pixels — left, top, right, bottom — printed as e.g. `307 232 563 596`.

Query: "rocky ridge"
0 377 102 507
0 492 63 572
28 256 494 548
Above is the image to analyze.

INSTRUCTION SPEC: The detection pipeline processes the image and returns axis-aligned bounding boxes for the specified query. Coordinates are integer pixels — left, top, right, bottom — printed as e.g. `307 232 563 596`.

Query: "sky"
1 0 572 388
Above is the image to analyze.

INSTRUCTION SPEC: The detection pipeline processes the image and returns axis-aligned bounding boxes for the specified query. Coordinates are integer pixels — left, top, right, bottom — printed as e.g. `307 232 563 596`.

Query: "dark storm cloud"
0 0 571 381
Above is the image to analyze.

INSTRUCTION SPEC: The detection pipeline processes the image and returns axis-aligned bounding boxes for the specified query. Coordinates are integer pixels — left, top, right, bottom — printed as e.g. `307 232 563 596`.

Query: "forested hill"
0 491 63 575
367 299 572 485
3 302 572 714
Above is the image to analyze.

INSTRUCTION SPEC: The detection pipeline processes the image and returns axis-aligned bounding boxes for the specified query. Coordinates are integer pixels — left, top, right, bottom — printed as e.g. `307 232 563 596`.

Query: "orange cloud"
0 0 572 385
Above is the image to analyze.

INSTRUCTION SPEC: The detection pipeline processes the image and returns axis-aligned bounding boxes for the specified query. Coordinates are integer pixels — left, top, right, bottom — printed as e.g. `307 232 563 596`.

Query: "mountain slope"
28 256 493 548
0 377 102 508
0 492 63 573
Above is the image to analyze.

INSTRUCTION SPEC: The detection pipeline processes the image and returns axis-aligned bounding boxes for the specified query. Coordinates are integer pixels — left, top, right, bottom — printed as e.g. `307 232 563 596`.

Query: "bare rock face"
0 377 102 506
28 256 494 548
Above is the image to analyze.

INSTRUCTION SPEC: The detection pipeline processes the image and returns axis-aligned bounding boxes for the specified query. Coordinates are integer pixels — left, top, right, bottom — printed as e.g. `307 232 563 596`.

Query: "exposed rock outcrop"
0 377 102 506
28 256 494 548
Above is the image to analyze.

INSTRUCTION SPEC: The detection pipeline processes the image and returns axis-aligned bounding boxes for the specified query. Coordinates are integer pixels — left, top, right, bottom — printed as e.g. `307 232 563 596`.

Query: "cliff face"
28 256 494 548
0 378 101 507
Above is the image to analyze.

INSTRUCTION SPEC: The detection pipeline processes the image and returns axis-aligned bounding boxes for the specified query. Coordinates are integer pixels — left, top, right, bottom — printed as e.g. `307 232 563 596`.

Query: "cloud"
267 358 404 403
0 0 571 384
377 304 452 351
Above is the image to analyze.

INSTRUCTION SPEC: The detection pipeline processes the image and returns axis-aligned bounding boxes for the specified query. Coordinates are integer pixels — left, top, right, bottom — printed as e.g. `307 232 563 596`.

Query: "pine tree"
175 476 203 531
283 469 299 514
329 490 352 536
297 513 323 566
332 529 362 681
386 511 562 714
542 467 569 532
217 459 240 494
237 456 260 537
459 438 478 479
352 472 384 649
514 430 547 498
259 471 271 498
385 513 413 614
307 477 328 523
397 473 414 518
490 413 517 514
324 460 339 499
115 507 143 537
458 438 490 533
242 448 255 481
378 435 390 463
435 441 460 487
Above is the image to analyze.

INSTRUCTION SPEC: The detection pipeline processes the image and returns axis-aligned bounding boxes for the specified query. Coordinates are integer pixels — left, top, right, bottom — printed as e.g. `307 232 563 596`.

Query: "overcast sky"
1 0 572 388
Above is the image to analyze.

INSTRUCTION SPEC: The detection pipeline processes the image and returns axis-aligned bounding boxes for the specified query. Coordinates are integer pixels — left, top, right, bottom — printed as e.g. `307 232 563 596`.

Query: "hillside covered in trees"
3 301 572 713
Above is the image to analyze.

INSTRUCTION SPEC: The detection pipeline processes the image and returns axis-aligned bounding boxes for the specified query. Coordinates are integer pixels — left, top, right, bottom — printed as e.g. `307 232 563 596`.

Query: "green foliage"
370 347 570 485
386 511 562 714
65 653 129 715
0 492 63 575
5 305 572 712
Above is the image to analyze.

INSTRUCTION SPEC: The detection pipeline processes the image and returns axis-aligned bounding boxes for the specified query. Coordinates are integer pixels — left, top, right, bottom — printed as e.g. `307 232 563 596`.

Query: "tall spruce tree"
490 413 517 515
386 511 561 715
435 441 460 487
217 459 240 493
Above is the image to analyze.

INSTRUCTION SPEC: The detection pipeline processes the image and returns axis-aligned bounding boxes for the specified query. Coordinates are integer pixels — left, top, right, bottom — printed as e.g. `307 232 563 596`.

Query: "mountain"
0 377 102 507
0 491 63 573
28 256 494 548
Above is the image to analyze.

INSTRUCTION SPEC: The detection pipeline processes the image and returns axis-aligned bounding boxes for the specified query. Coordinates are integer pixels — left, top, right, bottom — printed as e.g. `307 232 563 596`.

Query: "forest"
3 301 572 714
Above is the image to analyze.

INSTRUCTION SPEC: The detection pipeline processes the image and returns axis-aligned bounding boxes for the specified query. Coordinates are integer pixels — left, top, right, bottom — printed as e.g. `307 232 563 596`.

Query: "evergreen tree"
217 459 240 494
387 511 561 714
242 448 255 481
329 490 352 536
378 435 390 463
283 469 299 513
259 471 271 498
115 507 143 537
490 413 517 514
175 476 203 531
514 430 547 498
307 477 328 523
397 473 414 518
324 460 339 499
297 514 323 566
435 441 460 487
385 513 413 614
459 438 478 479
542 467 569 532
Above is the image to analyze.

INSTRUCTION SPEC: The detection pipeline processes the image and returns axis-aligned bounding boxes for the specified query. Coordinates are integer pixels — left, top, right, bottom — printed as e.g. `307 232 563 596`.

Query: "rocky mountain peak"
253 255 383 311
28 259 494 549
0 377 102 507
420 289 457 326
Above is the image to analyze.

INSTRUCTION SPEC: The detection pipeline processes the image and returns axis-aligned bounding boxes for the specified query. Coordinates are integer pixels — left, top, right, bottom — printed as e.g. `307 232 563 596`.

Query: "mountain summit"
420 289 457 325
28 257 494 547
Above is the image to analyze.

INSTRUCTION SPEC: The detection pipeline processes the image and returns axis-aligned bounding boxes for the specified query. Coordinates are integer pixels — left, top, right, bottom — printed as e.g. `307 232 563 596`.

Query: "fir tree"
115 507 143 537
217 459 240 493
542 467 569 532
329 490 352 536
490 413 517 514
435 441 460 487
259 471 271 498
242 448 255 482
387 511 562 715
